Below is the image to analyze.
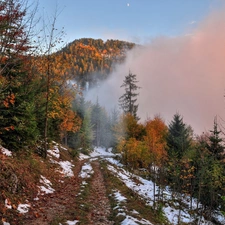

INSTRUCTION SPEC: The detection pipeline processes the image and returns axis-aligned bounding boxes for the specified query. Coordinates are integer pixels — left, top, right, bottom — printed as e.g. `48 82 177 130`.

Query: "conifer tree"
206 117 224 161
0 0 39 150
167 113 192 159
166 113 193 194
119 71 140 120
91 99 102 147
76 108 94 152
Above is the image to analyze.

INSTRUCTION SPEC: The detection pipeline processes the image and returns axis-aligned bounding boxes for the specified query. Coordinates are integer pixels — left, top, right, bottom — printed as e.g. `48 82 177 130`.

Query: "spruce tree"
166 113 193 194
119 71 140 120
167 113 192 159
206 117 224 161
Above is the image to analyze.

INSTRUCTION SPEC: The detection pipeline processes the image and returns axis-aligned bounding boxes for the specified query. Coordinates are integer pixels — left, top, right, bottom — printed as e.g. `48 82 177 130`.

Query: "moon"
127 3 130 7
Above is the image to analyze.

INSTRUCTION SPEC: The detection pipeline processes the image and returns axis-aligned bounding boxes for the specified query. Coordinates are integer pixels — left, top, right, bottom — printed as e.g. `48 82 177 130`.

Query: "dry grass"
101 161 169 225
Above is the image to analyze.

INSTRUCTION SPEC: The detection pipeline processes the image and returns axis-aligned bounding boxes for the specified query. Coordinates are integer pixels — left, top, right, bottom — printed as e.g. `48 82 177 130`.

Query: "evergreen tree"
119 71 140 120
167 113 192 159
91 99 102 147
76 108 94 152
67 97 93 152
0 0 39 150
166 113 193 195
110 107 120 148
206 117 224 161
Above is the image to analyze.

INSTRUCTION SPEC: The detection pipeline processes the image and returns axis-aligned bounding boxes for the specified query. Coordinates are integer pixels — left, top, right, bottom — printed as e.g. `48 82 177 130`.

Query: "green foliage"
119 71 140 121
167 113 192 159
77 108 94 151
68 98 94 152
206 117 224 160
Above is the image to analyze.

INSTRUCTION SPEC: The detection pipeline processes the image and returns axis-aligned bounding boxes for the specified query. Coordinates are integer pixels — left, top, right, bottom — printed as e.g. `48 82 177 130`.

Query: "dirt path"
86 160 113 225
20 158 113 225
22 159 85 225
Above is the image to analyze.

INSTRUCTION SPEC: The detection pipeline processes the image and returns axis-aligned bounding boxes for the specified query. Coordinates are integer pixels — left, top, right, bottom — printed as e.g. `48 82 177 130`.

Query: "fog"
86 8 225 135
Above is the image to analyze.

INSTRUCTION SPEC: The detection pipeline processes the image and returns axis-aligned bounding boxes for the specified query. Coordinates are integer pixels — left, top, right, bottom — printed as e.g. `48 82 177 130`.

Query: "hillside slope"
1 146 225 225
53 38 135 89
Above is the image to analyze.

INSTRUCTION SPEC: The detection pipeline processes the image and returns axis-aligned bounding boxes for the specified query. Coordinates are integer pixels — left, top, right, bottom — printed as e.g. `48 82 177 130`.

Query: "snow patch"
17 203 30 214
47 145 60 158
3 222 10 225
121 215 152 225
58 161 74 177
79 162 93 178
90 146 115 158
5 199 12 209
39 175 55 194
66 220 79 225
0 146 12 156
79 153 90 160
114 191 127 202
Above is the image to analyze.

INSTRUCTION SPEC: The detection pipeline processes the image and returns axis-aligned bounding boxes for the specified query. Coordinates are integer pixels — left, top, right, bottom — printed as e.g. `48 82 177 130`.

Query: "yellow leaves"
144 115 168 166
47 86 81 136
59 110 81 133
117 137 150 169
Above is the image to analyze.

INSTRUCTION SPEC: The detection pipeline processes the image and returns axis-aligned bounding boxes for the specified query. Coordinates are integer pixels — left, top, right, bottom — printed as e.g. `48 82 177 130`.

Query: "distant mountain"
55 38 135 89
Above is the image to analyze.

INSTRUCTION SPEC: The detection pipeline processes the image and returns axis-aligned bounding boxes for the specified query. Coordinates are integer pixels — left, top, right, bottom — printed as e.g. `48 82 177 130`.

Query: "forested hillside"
54 38 135 89
1 1 225 224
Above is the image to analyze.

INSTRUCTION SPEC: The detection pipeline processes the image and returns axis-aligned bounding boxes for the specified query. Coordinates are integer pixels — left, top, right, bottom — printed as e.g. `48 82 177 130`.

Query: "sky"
33 0 224 44
32 0 225 134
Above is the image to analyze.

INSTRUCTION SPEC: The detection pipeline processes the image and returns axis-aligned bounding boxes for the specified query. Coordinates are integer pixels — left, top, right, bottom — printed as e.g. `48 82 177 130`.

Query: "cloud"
189 20 196 25
86 7 225 134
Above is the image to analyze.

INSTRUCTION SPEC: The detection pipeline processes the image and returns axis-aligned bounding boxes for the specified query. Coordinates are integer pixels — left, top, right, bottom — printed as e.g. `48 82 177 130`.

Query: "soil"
20 158 114 225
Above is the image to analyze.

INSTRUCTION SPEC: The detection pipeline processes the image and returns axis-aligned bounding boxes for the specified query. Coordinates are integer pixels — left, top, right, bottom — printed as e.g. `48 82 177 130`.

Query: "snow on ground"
90 147 115 158
79 162 94 178
39 175 55 194
79 153 90 160
17 203 30 214
3 222 10 225
112 189 153 225
5 199 12 209
88 146 225 225
47 145 60 158
121 216 153 225
107 164 189 223
47 143 74 177
58 161 74 177
114 190 127 202
59 221 79 225
66 220 79 225
107 163 225 224
0 146 12 156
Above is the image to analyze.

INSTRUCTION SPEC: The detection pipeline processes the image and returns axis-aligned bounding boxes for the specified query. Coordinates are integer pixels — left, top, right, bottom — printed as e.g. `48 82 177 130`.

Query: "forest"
0 0 225 223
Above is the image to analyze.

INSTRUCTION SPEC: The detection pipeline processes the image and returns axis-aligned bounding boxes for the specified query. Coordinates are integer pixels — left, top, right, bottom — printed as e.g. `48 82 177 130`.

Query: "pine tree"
119 71 140 120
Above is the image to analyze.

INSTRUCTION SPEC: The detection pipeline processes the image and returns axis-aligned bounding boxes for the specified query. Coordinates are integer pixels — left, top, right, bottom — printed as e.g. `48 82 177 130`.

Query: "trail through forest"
22 158 113 225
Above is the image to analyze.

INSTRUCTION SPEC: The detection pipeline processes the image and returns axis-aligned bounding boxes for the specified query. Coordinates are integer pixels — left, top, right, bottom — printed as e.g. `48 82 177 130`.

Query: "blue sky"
32 0 223 43
33 0 224 44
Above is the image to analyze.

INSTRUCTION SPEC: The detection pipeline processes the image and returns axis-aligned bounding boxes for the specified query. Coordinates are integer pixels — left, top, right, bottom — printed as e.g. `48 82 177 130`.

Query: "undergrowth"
101 160 169 225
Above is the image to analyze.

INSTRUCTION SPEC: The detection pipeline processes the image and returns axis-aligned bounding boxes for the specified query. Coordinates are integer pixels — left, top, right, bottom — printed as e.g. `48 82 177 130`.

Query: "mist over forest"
86 8 225 135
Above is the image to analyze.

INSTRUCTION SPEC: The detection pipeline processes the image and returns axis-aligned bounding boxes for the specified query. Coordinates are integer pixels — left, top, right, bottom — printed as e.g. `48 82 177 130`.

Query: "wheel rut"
86 160 113 225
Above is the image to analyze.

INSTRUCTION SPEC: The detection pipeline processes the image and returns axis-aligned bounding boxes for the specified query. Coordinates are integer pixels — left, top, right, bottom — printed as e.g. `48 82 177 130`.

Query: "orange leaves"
59 110 81 133
144 115 168 166
4 125 15 131
3 93 15 108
